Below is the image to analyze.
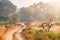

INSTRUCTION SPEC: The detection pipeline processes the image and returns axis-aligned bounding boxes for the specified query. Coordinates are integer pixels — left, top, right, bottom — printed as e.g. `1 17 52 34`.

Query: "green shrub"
0 21 4 25
46 31 59 40
22 28 60 40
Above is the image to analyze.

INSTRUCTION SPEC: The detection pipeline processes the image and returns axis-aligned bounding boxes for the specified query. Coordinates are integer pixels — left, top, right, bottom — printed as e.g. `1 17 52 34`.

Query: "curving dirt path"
1 23 26 40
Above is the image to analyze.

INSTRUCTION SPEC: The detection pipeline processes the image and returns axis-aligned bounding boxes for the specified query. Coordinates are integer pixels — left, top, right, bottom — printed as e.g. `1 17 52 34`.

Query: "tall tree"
0 0 17 22
0 0 17 28
19 6 35 22
0 0 16 16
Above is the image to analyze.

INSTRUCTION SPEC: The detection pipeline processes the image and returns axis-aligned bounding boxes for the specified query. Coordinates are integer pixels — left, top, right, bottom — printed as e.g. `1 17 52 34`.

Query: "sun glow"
9 0 60 8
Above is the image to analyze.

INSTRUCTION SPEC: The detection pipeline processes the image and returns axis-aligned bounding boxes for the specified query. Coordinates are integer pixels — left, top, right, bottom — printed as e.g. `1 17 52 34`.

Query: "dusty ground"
50 25 60 33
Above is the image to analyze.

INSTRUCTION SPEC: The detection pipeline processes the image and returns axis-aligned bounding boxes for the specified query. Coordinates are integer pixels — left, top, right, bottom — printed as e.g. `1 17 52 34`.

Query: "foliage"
19 2 58 22
0 0 17 23
22 28 60 40
0 0 16 16
0 0 19 27
46 31 59 40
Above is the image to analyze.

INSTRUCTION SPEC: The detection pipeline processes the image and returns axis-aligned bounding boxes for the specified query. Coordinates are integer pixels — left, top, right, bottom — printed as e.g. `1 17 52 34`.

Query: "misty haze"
0 0 60 40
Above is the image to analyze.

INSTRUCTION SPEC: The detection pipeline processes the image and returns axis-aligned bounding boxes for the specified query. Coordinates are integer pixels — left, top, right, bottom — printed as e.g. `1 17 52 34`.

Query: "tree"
0 0 17 28
0 0 16 16
0 0 16 21
19 6 35 22
40 13 57 32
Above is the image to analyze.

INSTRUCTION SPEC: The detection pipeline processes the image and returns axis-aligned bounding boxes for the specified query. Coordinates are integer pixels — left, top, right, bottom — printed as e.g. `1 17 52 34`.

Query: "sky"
9 0 60 8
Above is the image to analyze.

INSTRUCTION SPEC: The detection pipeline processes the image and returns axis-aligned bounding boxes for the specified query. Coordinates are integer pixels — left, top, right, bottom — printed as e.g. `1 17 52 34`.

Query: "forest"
0 0 60 40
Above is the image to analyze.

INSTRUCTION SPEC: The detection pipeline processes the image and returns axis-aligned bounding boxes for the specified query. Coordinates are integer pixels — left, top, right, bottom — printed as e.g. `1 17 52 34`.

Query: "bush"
0 21 4 25
22 28 60 40
46 31 60 40
22 28 50 40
